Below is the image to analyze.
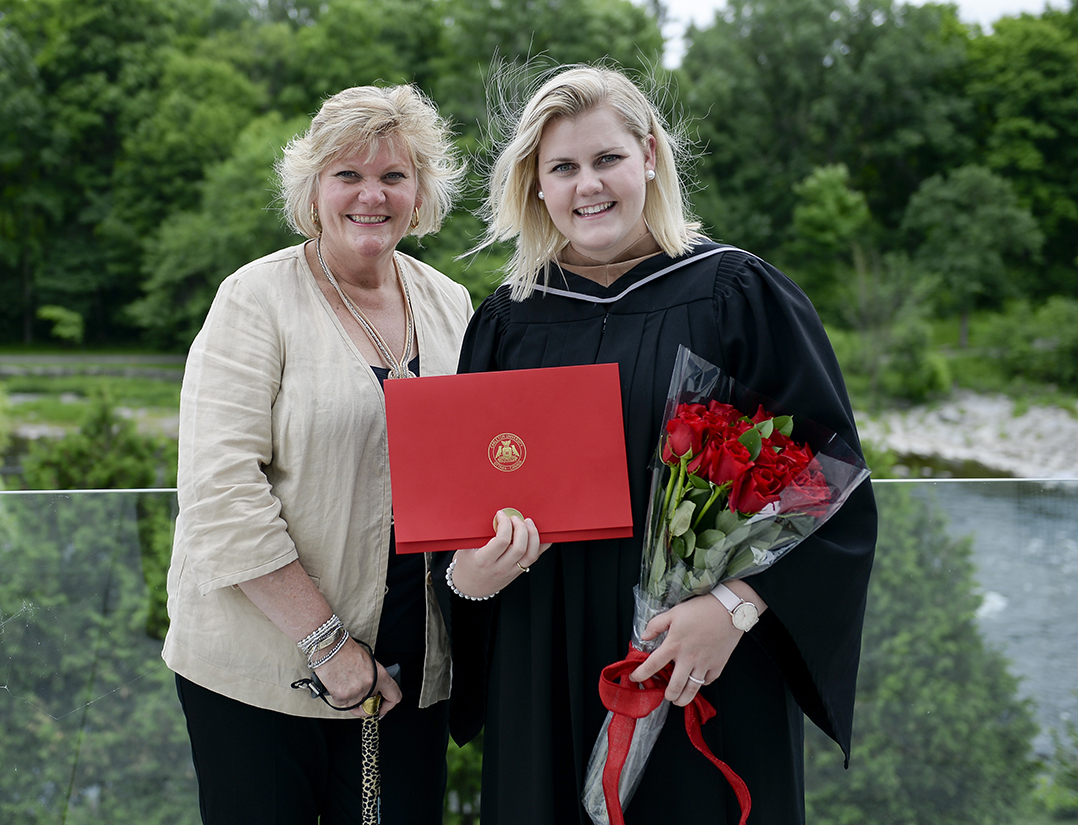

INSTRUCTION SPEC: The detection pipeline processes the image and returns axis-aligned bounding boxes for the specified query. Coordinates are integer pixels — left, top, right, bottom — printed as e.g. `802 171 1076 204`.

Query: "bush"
879 318 952 403
985 298 1078 391
1036 718 1078 820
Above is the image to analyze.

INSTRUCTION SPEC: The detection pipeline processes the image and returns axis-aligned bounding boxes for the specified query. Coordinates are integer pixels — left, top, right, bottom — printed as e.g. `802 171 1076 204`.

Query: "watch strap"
711 583 743 613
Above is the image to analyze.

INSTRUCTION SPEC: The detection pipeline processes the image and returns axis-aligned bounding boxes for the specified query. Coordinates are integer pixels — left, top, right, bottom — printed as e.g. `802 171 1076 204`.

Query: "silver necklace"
316 237 416 379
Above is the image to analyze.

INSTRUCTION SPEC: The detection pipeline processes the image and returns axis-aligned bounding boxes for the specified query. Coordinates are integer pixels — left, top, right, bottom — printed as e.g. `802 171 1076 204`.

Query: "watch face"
732 601 759 632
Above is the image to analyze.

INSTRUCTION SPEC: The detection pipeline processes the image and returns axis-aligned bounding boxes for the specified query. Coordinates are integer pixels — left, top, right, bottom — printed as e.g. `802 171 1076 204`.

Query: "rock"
856 391 1078 479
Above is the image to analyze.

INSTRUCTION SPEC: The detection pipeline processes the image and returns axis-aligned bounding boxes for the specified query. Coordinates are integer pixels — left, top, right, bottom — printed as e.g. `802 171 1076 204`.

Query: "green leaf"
773 415 794 437
686 473 709 489
670 535 688 560
757 419 774 439
697 528 727 549
714 508 743 535
739 427 762 459
669 499 696 537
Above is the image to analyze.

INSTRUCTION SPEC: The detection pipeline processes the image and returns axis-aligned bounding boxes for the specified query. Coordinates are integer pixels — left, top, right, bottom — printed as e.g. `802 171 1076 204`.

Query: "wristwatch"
711 584 760 632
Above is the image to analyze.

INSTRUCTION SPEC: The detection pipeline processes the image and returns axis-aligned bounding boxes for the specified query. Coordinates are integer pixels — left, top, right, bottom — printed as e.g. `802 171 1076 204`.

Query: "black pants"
176 675 449 825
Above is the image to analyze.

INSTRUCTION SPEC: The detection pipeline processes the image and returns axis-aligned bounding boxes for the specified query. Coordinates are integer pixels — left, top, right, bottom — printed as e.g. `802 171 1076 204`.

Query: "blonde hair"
478 65 702 300
277 84 465 239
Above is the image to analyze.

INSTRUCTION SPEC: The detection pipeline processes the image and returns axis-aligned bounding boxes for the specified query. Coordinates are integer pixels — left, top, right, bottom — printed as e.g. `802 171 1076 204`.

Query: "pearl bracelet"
446 559 499 601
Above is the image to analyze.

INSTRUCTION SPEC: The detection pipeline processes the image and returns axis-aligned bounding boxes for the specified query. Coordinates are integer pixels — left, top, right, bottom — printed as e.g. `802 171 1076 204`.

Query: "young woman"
438 65 878 824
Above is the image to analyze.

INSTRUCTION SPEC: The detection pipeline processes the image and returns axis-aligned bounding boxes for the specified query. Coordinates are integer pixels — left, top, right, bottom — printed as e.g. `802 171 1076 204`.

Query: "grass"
1 374 181 434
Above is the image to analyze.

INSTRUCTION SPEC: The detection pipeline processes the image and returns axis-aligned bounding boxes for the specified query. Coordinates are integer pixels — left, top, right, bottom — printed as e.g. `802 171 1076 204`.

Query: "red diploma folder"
384 363 634 554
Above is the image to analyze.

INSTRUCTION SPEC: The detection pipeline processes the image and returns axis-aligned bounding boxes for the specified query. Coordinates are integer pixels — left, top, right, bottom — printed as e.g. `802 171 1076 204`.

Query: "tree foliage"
2 0 1075 350
805 483 1039 824
902 164 1043 344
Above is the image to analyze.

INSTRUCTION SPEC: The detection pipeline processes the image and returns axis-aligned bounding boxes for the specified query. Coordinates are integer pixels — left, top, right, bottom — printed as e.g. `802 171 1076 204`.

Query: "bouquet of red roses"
582 346 870 825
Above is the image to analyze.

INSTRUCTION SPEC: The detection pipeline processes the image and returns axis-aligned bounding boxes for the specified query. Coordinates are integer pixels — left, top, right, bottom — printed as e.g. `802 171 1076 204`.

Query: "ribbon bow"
596 645 751 825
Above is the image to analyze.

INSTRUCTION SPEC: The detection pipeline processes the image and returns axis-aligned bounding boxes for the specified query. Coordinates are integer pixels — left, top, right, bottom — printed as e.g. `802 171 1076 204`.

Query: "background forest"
3 0 1078 823
2 0 1077 410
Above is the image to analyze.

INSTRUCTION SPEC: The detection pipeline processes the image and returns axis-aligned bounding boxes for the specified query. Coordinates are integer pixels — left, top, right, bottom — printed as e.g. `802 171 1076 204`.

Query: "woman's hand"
629 581 767 707
449 510 551 598
314 638 403 719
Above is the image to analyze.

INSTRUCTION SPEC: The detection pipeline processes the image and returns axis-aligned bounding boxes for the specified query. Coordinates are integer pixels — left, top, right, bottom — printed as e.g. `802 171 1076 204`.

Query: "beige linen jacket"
162 243 473 717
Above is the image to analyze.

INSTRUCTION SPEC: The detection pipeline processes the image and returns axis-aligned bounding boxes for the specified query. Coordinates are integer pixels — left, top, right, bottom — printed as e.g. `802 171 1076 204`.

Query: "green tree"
0 25 60 342
901 164 1043 347
805 483 1039 824
1036 715 1078 819
0 489 194 823
965 9 1078 297
0 0 215 343
102 49 267 277
127 112 303 348
782 163 872 319
983 296 1078 392
679 0 974 253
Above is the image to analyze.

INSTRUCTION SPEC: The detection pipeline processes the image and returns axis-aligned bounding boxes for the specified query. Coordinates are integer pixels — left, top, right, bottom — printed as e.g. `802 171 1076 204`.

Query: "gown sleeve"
712 251 877 765
431 287 513 745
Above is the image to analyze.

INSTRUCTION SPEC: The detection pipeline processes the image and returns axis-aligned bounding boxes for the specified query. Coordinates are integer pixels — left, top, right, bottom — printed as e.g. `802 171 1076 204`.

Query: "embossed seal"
488 433 526 472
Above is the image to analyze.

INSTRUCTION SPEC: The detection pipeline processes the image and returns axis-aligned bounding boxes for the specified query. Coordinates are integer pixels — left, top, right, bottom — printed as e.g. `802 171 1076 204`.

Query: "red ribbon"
597 645 751 825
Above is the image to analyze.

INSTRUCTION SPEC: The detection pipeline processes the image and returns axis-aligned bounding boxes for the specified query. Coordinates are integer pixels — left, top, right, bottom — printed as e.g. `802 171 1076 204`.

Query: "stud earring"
646 170 656 182
538 191 545 200
410 206 420 229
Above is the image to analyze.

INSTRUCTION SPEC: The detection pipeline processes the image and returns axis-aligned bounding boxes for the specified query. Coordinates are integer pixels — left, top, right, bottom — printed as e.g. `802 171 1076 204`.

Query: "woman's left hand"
449 510 551 598
628 595 743 706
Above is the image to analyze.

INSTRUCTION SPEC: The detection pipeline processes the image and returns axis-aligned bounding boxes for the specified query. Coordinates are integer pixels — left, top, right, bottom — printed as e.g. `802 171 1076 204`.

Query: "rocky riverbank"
856 390 1078 479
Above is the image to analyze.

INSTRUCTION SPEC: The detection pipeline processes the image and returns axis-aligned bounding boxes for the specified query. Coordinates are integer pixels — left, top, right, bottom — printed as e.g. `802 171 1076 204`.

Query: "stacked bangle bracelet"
298 614 350 669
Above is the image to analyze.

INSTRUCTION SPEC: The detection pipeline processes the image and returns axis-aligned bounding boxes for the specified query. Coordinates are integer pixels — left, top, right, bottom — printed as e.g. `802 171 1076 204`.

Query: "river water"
896 478 1078 755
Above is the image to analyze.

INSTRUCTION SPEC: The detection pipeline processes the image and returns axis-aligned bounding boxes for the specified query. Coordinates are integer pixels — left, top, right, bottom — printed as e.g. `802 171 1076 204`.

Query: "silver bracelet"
309 628 350 669
446 559 498 601
298 614 343 657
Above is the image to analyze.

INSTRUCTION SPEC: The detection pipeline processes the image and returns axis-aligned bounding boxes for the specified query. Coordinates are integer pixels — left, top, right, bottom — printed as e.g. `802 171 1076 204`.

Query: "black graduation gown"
435 243 877 824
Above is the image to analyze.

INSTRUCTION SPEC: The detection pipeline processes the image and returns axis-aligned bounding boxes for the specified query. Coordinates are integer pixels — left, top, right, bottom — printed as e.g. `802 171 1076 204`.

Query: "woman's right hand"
449 510 551 598
315 638 403 718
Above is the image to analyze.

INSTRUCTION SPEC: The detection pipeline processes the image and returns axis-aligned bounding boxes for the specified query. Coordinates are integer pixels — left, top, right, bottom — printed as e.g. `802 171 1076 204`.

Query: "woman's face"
315 136 420 274
536 106 656 263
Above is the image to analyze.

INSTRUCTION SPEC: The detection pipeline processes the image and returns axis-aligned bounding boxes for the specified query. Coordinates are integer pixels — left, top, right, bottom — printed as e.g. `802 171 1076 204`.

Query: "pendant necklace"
316 236 416 379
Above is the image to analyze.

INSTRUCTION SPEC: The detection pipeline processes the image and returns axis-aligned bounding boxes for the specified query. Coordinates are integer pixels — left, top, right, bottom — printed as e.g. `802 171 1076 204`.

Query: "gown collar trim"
533 244 757 304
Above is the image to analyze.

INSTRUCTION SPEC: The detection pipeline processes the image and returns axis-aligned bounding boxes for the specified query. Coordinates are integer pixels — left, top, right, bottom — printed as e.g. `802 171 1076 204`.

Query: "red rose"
729 463 788 514
707 440 754 488
662 409 705 464
686 441 718 477
782 467 832 515
776 442 814 477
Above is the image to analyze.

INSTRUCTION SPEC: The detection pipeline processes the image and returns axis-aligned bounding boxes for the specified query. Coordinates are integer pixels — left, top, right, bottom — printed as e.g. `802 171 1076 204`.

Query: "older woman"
440 66 877 824
162 84 539 824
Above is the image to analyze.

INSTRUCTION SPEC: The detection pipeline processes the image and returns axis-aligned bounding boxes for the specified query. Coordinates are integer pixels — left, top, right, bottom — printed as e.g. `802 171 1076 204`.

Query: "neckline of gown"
535 241 753 304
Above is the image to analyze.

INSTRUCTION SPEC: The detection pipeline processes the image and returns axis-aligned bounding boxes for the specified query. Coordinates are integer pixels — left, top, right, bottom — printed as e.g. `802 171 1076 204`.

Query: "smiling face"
314 136 420 278
536 106 656 264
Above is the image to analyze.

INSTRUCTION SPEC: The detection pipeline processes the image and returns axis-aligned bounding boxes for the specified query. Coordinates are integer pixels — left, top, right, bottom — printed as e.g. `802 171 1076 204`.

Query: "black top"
434 243 877 824
372 357 426 693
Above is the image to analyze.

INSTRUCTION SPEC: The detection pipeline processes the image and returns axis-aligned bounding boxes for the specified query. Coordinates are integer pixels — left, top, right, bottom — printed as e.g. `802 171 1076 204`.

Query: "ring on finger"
687 673 706 685
516 562 530 573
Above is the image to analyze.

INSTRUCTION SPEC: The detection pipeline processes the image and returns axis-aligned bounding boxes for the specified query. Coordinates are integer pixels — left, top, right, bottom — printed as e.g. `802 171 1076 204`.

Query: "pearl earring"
538 191 545 200
646 170 656 181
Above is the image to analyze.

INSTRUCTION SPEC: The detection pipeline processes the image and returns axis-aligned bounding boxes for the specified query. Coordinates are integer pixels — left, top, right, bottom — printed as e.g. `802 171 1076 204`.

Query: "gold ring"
516 562 530 573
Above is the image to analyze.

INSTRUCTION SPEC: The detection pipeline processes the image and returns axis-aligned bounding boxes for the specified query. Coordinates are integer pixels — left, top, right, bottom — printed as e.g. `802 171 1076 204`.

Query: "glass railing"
2 481 1077 824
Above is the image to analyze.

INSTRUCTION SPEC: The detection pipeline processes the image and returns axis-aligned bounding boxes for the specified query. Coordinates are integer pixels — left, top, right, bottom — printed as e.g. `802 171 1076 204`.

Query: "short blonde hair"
277 84 465 239
479 65 702 300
